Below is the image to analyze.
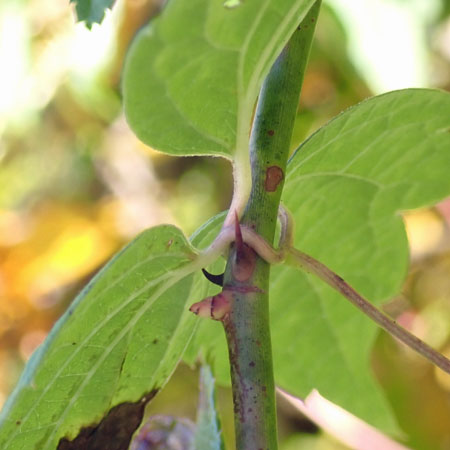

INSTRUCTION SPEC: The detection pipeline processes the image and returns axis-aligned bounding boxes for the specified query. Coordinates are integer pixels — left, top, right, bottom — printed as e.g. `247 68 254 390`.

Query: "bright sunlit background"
0 0 450 449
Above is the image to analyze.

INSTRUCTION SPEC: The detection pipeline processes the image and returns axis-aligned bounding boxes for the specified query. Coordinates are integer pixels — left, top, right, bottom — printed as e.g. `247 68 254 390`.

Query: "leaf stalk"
285 247 450 374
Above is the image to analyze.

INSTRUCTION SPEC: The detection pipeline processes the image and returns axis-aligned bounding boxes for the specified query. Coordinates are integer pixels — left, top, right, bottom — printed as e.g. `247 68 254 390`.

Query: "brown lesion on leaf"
57 390 158 450
264 166 284 192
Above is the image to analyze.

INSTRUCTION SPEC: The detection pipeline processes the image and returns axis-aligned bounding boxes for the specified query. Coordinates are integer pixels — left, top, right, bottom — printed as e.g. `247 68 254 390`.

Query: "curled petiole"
285 248 450 374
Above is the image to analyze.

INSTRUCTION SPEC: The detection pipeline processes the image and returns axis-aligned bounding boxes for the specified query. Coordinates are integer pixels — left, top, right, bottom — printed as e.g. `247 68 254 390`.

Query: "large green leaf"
123 0 315 158
271 88 450 433
0 225 209 449
186 89 450 434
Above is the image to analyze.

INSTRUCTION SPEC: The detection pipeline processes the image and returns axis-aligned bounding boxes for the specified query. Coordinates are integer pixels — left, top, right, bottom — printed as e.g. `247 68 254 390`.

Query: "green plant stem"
221 3 320 449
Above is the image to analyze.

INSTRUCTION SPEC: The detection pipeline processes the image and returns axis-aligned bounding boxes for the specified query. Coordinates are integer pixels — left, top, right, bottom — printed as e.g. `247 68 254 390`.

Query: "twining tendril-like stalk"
195 206 450 375
285 247 450 374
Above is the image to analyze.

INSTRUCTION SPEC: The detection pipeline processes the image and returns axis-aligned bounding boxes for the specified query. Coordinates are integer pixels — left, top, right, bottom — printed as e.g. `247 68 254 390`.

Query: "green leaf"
185 89 450 434
70 0 116 28
0 225 208 449
123 0 316 158
272 88 450 433
192 365 225 450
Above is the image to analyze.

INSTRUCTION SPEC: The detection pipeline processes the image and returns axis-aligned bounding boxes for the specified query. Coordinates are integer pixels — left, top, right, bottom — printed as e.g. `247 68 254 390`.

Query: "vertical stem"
221 3 321 449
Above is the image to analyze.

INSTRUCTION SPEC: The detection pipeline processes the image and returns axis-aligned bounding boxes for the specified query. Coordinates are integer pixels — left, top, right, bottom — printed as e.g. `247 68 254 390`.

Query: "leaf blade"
185 89 450 434
122 0 316 158
272 88 450 432
0 225 208 449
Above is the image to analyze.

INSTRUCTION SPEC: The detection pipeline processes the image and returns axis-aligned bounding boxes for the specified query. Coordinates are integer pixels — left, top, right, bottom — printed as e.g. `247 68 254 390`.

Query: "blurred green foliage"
70 0 116 28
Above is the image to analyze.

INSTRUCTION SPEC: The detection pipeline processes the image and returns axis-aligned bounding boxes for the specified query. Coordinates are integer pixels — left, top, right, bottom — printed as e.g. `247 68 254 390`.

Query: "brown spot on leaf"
267 130 275 136
57 390 157 450
264 166 284 192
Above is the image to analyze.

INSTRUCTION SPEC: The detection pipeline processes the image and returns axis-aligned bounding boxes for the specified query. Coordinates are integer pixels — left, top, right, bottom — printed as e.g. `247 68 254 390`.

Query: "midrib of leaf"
231 1 272 213
3 253 202 449
244 0 316 110
237 0 270 101
233 0 316 214
237 0 317 155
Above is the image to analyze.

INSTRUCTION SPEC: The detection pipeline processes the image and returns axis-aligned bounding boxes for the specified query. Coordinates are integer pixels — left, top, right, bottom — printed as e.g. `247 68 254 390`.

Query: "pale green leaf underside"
187 89 450 434
192 365 225 450
272 88 450 433
0 225 210 450
123 0 315 158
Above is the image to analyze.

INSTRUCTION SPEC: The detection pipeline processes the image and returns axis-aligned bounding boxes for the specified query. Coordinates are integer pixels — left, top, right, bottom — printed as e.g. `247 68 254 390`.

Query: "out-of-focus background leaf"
0 0 449 449
70 0 116 29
